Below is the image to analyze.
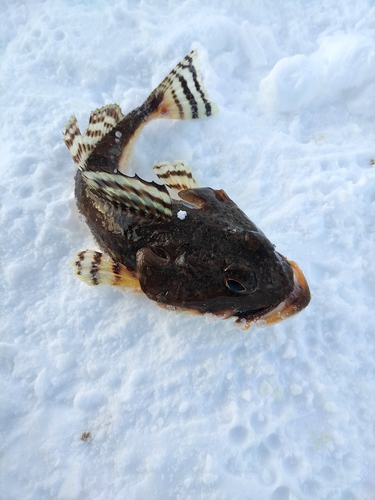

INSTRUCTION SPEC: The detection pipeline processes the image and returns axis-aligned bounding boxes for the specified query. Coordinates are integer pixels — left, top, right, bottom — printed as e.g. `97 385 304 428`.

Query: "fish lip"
237 259 310 328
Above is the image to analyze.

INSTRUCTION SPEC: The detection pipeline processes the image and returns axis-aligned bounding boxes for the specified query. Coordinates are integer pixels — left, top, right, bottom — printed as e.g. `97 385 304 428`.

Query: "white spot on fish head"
177 210 187 220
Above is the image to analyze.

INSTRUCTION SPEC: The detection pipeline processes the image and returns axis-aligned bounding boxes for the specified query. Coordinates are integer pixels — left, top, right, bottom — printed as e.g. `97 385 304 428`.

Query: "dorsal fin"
153 160 199 195
82 171 172 220
63 104 125 170
151 49 219 120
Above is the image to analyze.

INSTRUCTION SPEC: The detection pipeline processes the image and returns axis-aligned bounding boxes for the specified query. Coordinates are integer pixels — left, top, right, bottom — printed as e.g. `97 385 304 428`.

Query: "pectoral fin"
72 250 141 291
82 171 173 220
153 160 199 195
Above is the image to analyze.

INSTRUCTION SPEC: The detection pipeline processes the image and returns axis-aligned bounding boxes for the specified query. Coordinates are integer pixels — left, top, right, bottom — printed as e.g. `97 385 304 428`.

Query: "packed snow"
2 1 375 499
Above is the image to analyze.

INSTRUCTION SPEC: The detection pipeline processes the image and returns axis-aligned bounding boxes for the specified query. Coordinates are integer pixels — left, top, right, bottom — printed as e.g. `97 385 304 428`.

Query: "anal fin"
72 250 141 291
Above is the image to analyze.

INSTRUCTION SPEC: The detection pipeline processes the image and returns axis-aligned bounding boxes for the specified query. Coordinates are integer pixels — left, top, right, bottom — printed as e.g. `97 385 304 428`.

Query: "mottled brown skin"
76 171 295 319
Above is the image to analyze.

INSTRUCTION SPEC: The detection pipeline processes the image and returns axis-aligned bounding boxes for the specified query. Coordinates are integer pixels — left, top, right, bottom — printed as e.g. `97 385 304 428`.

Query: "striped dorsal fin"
72 249 141 290
63 104 125 170
82 171 172 220
153 49 219 120
153 160 199 195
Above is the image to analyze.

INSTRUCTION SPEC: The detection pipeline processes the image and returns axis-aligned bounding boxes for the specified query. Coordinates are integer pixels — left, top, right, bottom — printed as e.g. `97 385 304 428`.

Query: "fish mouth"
238 259 310 328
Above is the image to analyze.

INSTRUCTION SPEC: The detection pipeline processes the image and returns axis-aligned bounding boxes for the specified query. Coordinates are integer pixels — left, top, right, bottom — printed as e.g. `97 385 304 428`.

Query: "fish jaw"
238 259 310 328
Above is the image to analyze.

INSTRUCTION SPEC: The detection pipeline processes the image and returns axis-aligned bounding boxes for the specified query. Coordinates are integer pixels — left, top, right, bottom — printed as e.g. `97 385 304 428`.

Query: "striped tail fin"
150 49 219 120
114 49 218 170
63 50 218 172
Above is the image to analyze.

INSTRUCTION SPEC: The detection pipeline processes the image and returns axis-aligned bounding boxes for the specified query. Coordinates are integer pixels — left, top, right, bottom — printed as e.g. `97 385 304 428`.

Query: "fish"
63 49 310 328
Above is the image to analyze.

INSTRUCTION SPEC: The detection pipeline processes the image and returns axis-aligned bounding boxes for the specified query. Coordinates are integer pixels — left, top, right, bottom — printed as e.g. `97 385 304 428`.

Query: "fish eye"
226 279 246 293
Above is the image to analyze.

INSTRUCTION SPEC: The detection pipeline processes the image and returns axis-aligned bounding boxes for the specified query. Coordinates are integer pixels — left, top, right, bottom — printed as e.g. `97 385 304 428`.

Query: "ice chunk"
311 33 375 94
177 210 187 220
260 54 320 112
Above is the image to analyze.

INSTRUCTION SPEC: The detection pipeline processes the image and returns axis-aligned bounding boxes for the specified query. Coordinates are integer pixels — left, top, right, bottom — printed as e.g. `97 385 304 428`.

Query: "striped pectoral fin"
82 170 173 220
150 49 219 120
153 160 200 195
72 250 141 291
63 104 125 170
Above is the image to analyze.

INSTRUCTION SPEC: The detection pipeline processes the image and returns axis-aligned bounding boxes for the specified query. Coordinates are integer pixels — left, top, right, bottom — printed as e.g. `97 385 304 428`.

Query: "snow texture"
1 1 375 499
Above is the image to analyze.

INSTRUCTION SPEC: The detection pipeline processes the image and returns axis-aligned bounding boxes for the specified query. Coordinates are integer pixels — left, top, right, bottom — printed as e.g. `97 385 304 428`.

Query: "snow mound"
260 54 320 112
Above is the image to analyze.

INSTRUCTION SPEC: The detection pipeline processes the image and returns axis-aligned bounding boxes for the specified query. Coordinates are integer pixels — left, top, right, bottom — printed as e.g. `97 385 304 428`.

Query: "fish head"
136 187 310 325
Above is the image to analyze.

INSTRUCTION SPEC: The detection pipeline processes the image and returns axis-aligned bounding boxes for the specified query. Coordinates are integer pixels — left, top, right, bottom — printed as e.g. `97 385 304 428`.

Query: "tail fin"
72 250 141 290
116 50 218 171
150 49 219 120
63 104 124 171
63 50 218 172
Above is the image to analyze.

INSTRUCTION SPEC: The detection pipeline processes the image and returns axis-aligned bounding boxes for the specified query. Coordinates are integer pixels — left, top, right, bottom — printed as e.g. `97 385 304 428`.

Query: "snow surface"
2 1 375 499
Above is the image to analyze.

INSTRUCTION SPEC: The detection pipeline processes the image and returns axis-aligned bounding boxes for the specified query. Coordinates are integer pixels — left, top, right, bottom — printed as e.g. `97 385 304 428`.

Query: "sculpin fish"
64 50 310 327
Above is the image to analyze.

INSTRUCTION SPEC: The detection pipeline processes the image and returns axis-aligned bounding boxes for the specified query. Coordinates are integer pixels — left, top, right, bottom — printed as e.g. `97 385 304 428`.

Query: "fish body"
64 50 310 327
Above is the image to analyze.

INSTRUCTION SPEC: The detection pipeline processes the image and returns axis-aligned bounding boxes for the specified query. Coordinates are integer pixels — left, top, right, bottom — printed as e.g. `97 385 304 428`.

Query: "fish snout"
255 259 310 326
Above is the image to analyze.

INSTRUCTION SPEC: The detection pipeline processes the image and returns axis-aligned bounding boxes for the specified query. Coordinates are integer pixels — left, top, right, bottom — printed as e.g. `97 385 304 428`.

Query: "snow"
1 1 375 499
260 54 320 112
177 210 187 220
